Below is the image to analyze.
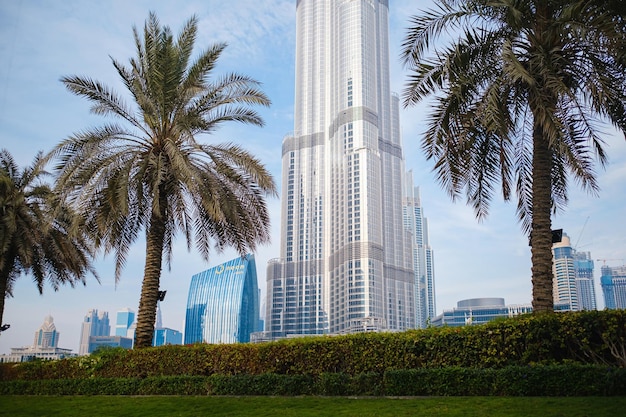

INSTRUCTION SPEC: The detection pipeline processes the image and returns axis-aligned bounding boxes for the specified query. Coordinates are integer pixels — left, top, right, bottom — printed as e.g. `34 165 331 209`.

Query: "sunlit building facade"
266 0 414 339
185 255 260 344
552 232 597 311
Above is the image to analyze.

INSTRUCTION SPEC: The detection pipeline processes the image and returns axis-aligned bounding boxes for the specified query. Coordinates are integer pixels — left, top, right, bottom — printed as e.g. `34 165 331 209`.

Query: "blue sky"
1 0 624 354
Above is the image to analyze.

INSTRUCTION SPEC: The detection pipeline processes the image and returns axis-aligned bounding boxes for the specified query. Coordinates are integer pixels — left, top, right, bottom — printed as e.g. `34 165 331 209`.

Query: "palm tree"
0 149 98 329
51 13 277 348
401 0 626 312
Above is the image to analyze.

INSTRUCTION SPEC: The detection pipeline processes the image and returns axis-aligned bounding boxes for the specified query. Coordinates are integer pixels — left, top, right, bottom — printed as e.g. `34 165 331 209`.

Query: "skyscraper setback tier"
266 0 415 338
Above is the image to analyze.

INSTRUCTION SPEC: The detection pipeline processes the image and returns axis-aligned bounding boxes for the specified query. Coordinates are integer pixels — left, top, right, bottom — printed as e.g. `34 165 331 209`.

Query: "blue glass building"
88 336 133 352
153 328 183 347
601 265 626 309
185 255 259 344
431 298 532 327
115 308 135 337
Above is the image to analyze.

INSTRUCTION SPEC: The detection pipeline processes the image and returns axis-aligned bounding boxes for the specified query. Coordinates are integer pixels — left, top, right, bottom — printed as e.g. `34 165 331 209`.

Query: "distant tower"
155 302 163 330
552 233 579 311
115 308 135 337
34 315 59 349
573 251 596 310
78 309 111 355
403 172 436 328
601 265 626 309
185 254 259 344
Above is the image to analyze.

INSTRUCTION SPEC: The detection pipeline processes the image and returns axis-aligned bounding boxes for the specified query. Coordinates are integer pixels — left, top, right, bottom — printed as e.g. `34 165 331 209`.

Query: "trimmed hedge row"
1 310 625 382
1 366 624 396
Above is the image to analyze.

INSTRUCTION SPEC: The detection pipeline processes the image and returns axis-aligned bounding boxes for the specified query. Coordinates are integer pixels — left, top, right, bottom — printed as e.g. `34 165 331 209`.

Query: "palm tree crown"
401 0 626 312
52 13 277 348
0 149 98 328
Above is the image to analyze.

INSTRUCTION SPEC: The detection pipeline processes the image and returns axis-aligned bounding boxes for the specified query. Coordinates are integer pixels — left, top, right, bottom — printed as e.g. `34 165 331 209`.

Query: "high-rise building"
34 315 59 349
601 265 626 309
266 0 415 339
1 316 74 362
552 232 597 311
573 251 597 310
184 254 260 344
78 309 111 355
403 173 436 328
115 308 135 338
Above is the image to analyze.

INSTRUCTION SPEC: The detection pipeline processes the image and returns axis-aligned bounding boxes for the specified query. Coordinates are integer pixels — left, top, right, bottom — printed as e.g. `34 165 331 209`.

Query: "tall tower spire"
267 0 414 338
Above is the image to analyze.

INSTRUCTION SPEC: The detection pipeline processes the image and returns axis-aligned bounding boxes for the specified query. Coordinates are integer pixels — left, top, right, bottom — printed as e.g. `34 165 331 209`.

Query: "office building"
88 336 133 352
601 265 626 309
266 0 415 339
552 232 597 311
430 298 532 327
115 308 135 338
34 315 59 349
403 174 436 328
185 254 260 344
0 316 74 362
78 309 110 355
153 328 183 347
573 251 596 310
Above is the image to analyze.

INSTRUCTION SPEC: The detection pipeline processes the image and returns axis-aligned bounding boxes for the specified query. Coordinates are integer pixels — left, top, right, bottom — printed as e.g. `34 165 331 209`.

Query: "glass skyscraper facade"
115 308 135 337
266 0 415 339
185 254 259 344
601 265 626 309
79 309 111 355
153 328 183 347
403 173 436 328
573 251 597 310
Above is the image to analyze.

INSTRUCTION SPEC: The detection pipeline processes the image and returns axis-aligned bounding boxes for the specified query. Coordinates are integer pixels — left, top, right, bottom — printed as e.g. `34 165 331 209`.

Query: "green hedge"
1 310 625 381
1 366 624 396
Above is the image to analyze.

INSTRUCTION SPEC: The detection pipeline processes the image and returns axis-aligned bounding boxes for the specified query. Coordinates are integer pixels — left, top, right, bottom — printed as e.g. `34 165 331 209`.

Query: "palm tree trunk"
530 116 555 313
0 269 9 330
134 200 167 349
0 250 15 330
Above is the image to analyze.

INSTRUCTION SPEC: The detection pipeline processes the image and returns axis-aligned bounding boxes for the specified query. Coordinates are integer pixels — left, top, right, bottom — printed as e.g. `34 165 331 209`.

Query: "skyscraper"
115 308 135 338
551 232 597 311
573 251 597 310
601 265 626 309
1 316 73 362
78 309 111 355
34 315 59 349
552 233 579 311
403 173 436 328
185 255 260 344
266 0 415 338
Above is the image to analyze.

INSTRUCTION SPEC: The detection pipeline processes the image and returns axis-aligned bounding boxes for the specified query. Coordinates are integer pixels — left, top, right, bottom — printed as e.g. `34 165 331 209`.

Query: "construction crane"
596 259 625 266
574 216 590 250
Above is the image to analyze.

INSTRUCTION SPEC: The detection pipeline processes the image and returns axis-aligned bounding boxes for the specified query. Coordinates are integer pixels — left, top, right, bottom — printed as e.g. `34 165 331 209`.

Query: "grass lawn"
0 396 624 416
